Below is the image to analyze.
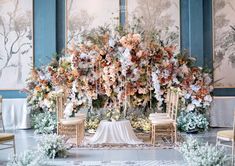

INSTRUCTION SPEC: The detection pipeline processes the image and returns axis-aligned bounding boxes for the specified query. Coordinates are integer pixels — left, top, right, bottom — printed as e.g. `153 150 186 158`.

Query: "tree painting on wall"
66 0 120 48
0 0 33 90
213 0 235 88
126 0 180 52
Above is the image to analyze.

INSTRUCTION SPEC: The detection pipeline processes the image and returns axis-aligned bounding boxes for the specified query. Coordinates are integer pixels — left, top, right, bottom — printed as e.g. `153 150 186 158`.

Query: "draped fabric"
88 120 142 144
2 99 31 130
210 97 235 127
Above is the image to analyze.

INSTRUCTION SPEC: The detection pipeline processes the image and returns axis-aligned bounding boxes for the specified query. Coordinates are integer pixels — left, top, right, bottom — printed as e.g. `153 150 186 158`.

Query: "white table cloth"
88 120 142 144
2 98 31 130
210 96 235 127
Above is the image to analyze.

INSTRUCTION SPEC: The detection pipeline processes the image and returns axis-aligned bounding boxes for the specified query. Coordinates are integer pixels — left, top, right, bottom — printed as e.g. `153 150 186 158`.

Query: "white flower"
203 73 212 85
173 77 180 84
180 64 189 74
64 102 73 118
203 102 210 107
184 93 191 99
72 80 78 93
192 99 202 107
80 53 88 59
151 71 164 110
109 38 115 47
43 99 51 108
190 85 200 92
204 95 212 102
186 104 195 112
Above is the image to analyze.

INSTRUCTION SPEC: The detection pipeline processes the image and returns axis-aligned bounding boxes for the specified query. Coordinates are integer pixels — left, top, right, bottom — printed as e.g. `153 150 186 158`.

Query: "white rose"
192 99 202 107
184 93 191 99
64 102 73 118
43 99 51 108
190 85 200 92
204 95 212 102
186 104 195 112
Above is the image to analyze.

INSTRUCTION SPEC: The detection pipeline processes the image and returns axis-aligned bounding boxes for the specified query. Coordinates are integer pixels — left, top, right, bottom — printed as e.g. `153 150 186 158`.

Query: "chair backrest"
165 88 172 114
168 87 180 121
56 95 66 121
55 86 70 120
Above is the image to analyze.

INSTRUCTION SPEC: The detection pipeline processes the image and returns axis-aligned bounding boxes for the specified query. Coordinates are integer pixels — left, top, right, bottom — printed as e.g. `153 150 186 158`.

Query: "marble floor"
0 128 229 166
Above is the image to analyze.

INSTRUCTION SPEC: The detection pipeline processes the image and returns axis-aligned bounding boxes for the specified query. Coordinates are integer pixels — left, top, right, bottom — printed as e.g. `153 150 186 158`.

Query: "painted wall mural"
66 0 120 48
126 0 180 51
213 0 235 88
0 0 33 90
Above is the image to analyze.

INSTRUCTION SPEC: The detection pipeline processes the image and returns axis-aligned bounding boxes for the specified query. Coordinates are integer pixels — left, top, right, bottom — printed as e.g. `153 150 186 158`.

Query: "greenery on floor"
7 134 68 166
179 137 229 166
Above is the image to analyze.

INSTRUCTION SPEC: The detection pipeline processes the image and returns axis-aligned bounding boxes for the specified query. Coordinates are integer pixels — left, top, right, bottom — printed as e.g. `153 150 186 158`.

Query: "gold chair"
56 95 85 146
216 111 235 165
0 96 16 154
0 133 16 154
149 89 172 140
151 87 180 145
149 89 172 120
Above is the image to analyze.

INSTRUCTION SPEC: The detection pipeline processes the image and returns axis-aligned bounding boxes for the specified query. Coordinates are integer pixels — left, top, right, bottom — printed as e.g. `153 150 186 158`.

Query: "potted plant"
177 111 209 133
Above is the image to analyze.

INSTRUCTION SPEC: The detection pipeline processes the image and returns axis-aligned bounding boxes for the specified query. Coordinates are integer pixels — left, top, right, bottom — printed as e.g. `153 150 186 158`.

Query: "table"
210 96 235 127
2 98 31 130
88 120 142 144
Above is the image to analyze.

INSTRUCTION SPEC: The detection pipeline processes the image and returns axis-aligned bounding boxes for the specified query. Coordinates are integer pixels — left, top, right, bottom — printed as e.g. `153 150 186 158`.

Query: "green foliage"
179 137 229 166
177 111 209 132
31 112 57 134
92 95 108 109
7 150 46 166
37 134 67 159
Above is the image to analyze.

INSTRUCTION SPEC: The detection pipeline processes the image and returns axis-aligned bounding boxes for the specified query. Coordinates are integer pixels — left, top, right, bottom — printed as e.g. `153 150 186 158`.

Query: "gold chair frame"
151 88 179 145
216 111 235 165
56 94 85 146
0 96 16 154
0 134 16 154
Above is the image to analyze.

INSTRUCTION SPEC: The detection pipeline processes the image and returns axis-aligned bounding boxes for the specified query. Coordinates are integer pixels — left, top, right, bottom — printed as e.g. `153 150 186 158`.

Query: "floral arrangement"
179 137 229 166
177 111 209 132
85 118 101 133
37 134 67 159
25 25 213 132
31 112 57 134
127 109 151 132
24 68 56 113
7 150 46 166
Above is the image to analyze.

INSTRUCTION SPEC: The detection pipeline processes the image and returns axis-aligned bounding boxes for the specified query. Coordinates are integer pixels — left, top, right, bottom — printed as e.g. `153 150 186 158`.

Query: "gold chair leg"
174 125 177 143
81 121 85 143
76 124 79 146
171 128 173 143
153 125 156 146
151 124 154 145
78 123 82 145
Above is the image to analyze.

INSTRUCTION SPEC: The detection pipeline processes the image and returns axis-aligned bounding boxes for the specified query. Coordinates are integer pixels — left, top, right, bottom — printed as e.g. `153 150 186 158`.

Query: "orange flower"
35 86 41 92
71 69 79 77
